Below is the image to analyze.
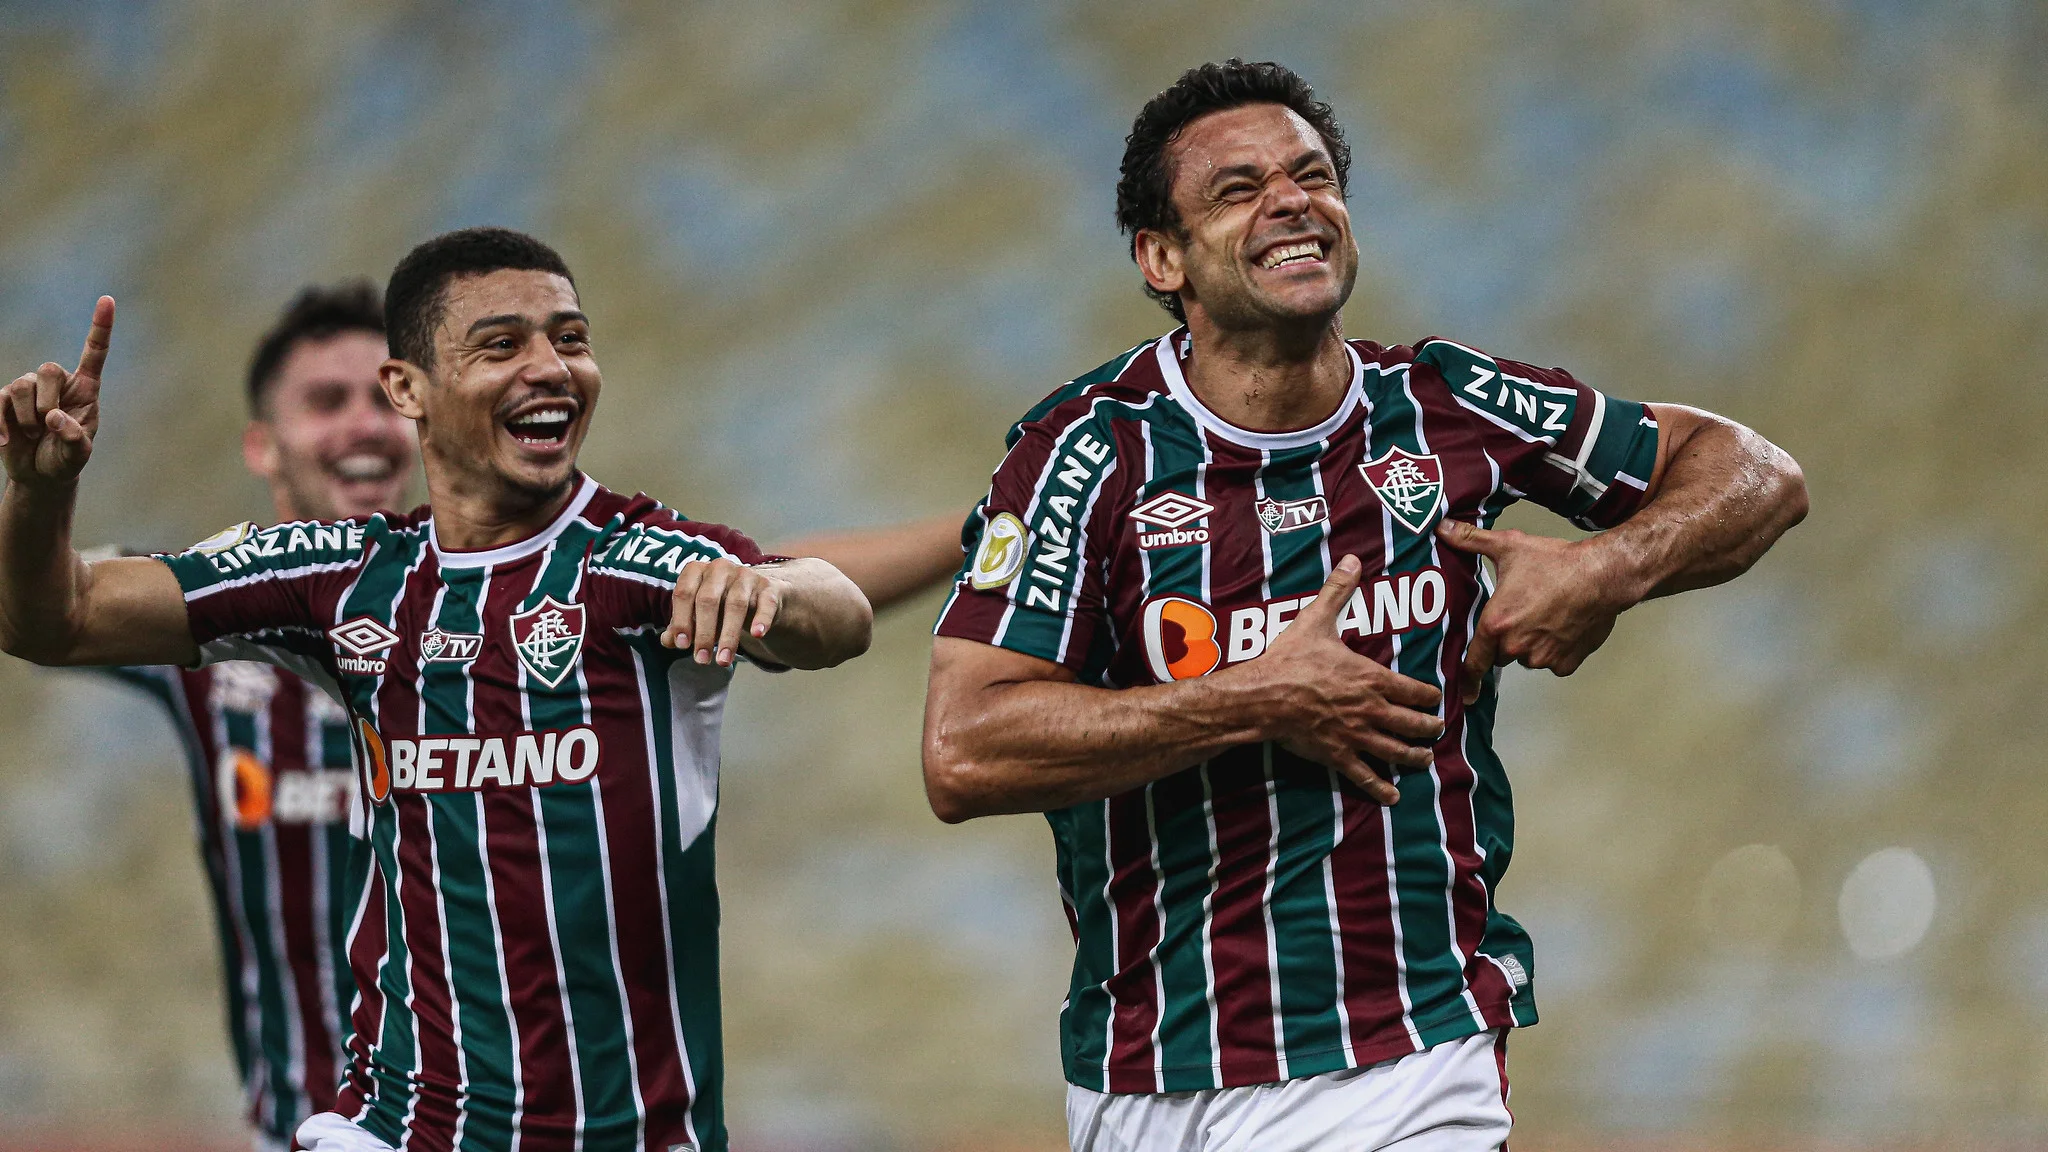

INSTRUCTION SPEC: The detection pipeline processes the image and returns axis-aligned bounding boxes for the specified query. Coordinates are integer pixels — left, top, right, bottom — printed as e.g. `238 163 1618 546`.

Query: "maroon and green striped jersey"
98 660 362 1147
935 330 1660 1094
157 476 770 1152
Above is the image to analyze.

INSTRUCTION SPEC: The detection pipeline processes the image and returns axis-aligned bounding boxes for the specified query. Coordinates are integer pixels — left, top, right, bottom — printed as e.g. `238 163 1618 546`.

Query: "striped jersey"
157 476 770 1152
935 330 1660 1093
97 660 361 1146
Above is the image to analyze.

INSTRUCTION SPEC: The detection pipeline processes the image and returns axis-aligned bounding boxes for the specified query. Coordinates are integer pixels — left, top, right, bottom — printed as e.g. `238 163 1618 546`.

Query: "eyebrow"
463 310 591 340
1205 149 1330 189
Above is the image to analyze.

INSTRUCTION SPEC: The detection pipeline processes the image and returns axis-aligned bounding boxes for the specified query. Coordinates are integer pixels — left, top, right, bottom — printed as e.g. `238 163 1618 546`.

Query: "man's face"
243 330 415 522
389 269 598 506
1146 103 1359 330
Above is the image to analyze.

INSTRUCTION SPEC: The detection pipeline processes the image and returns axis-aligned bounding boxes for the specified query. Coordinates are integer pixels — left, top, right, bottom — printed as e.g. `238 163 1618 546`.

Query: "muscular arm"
923 559 1445 822
1436 402 1807 699
662 555 873 671
0 297 199 668
776 514 963 612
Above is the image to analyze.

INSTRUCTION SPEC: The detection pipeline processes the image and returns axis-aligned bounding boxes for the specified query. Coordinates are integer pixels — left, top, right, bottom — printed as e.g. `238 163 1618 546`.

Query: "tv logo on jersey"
1138 568 1450 680
511 597 585 688
1255 496 1329 534
329 616 402 675
1360 448 1444 535
420 627 483 665
1130 491 1213 550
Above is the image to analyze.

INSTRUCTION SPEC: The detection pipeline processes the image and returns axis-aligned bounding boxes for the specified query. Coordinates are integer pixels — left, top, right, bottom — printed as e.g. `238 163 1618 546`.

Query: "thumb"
1296 554 1363 630
1435 518 1505 558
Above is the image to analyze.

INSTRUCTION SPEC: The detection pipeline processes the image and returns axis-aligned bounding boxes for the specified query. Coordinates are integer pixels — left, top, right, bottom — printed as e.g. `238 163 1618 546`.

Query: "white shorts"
1067 1029 1511 1152
295 1113 398 1152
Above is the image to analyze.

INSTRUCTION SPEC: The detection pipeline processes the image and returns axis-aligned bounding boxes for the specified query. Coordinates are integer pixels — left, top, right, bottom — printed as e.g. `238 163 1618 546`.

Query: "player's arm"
922 558 1445 822
774 514 963 612
1436 401 1806 701
0 298 200 668
659 555 872 671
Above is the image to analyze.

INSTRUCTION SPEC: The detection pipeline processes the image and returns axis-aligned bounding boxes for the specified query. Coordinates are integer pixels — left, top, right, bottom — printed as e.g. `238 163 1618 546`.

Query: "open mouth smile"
503 401 579 447
1259 240 1326 270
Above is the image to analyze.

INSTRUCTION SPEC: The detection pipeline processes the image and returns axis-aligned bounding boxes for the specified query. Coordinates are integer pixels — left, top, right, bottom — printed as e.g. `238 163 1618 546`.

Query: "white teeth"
510 409 570 428
334 455 394 481
1261 241 1324 269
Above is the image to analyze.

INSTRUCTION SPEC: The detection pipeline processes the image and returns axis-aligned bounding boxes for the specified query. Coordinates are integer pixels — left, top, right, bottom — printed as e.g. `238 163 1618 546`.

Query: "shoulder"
165 511 409 586
1005 335 1173 450
587 491 762 584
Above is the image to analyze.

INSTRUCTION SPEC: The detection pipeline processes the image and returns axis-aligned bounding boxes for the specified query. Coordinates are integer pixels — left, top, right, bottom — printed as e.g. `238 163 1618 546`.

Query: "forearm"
751 557 874 669
923 665 1281 822
0 479 88 661
776 515 963 612
1598 414 1807 603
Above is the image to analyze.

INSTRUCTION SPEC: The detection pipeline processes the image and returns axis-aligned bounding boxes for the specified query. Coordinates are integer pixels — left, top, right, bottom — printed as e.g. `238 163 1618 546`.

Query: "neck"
1180 312 1351 434
421 454 580 551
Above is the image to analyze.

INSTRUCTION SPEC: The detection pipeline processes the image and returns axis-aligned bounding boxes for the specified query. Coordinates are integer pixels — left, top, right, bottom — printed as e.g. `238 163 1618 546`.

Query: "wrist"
1578 529 1656 611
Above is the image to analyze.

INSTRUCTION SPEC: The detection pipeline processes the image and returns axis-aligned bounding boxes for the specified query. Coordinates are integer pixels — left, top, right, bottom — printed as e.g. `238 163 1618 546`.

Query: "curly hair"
245 280 385 416
1115 60 1352 321
384 227 576 369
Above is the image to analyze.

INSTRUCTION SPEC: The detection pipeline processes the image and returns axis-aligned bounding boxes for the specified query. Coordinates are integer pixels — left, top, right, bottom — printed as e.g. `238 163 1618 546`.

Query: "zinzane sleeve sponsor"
933 407 1120 671
1413 338 1660 529
156 519 369 668
585 512 792 669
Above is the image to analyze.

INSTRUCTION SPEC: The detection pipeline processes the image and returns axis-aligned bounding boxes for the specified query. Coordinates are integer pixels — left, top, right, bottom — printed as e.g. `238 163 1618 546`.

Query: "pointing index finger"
76 297 115 382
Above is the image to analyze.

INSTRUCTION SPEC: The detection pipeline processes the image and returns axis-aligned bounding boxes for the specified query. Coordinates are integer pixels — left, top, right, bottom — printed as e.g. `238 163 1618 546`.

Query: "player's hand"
1245 555 1445 806
0 296 112 489
1436 518 1631 704
661 557 783 668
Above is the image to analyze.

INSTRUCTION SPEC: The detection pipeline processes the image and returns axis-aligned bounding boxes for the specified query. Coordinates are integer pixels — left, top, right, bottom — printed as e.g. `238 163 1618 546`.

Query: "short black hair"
246 281 385 416
1116 59 1352 322
383 227 576 368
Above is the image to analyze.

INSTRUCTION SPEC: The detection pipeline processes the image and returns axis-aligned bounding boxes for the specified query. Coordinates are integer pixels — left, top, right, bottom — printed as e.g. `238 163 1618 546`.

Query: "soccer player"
77 282 413 1151
923 61 1807 1151
0 228 873 1152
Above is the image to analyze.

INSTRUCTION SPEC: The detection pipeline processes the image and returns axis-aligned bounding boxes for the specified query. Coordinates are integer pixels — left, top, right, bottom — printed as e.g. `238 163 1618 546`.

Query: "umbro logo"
1130 491 1213 550
329 616 401 677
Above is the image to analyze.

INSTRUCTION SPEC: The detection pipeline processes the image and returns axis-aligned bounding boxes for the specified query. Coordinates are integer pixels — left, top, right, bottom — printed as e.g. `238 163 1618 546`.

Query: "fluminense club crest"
509 596 586 688
1359 447 1445 535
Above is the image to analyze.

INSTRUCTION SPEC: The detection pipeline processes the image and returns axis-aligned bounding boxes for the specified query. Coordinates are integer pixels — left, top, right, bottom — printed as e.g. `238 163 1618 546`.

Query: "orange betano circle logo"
216 747 273 830
1142 595 1222 682
356 717 391 804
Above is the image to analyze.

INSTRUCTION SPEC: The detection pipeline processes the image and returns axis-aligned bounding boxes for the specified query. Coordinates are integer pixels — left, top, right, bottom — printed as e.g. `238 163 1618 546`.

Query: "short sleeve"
1414 339 1660 529
156 519 365 670
586 513 784 666
933 406 1119 672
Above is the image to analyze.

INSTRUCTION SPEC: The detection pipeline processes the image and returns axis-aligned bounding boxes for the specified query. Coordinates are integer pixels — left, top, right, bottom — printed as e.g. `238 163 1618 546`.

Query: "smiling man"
924 61 1807 1150
0 228 872 1152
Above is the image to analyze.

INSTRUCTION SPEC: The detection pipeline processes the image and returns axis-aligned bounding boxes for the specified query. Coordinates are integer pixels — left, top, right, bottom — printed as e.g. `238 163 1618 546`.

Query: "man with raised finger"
922 60 1806 1150
0 227 872 1152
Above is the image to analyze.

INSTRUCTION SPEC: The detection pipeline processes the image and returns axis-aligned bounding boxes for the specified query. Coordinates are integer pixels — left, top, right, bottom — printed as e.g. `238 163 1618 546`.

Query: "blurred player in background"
0 227 960 1152
82 282 407 1152
924 60 1806 1151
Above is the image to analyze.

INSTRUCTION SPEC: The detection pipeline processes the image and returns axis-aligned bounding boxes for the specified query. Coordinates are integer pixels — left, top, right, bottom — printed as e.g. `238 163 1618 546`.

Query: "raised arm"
659 555 872 671
775 513 964 612
0 297 198 668
922 557 1445 822
1436 402 1807 701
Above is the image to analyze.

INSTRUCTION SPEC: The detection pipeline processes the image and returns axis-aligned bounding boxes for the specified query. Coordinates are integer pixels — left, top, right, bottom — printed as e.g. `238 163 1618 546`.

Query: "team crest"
1359 448 1445 535
510 597 586 688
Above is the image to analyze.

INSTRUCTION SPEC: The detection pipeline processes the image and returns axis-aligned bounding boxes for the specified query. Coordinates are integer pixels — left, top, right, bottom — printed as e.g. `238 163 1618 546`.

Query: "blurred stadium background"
1 0 2044 1148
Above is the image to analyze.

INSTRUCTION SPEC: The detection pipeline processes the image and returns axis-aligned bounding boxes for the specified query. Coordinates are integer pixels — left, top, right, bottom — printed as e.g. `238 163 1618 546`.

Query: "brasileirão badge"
509 596 586 688
1359 447 1445 534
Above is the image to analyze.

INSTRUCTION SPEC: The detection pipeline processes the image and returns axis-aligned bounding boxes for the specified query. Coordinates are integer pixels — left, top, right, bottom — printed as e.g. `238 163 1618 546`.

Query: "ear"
242 419 277 482
1133 228 1187 300
381 359 428 421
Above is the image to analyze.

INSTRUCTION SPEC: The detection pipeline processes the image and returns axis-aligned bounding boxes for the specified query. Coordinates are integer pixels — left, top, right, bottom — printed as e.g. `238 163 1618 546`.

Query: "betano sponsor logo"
381 727 603 794
215 746 351 828
1130 491 1214 550
1020 431 1113 613
1139 567 1451 680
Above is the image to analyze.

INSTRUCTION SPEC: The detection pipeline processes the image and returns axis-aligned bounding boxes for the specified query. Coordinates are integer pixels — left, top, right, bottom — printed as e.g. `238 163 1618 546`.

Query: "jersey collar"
1154 331 1363 451
428 474 599 569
